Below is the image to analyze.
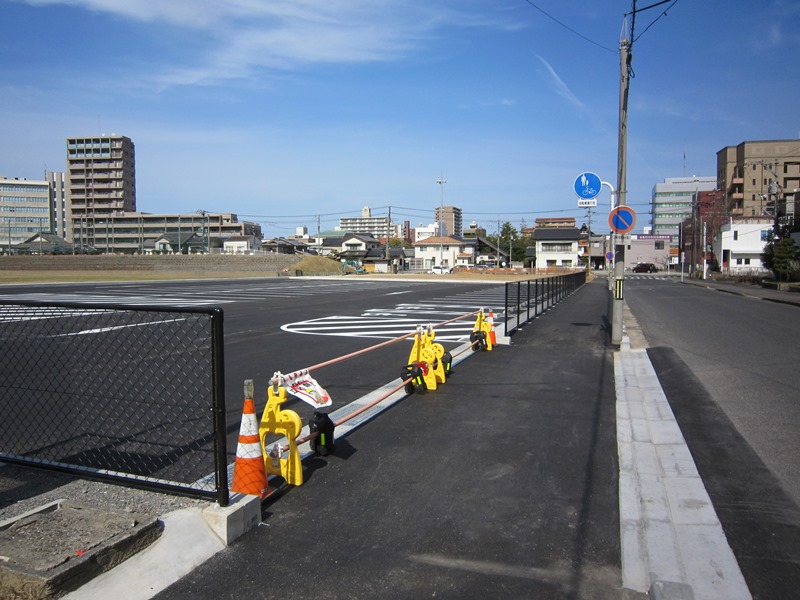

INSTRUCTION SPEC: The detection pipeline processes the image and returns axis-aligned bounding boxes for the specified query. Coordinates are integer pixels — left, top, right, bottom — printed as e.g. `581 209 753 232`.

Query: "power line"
630 0 679 43
521 0 616 54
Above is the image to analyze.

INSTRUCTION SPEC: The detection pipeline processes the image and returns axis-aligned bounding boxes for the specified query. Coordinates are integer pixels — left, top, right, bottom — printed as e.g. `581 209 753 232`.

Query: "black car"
632 263 657 273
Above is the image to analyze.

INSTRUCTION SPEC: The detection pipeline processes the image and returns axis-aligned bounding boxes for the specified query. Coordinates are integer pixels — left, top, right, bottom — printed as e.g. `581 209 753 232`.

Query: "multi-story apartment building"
0 176 51 251
338 206 400 240
434 205 462 237
650 176 717 241
66 134 136 247
717 140 800 223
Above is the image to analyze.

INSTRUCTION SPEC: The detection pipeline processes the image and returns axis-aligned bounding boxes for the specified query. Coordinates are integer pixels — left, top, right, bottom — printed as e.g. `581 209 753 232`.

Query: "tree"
764 235 799 281
498 222 519 265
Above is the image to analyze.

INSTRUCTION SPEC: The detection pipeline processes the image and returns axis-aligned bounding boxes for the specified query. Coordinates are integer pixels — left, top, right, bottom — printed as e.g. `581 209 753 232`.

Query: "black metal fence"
0 301 229 506
503 271 587 336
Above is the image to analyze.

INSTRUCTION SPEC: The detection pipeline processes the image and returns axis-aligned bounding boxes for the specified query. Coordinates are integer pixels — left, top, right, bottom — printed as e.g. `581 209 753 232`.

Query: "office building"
88 212 261 254
66 134 136 247
1 176 51 251
650 176 716 240
717 140 800 223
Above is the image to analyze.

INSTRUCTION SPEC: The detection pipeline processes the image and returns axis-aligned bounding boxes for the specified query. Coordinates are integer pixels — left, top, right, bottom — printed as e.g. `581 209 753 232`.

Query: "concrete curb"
615 344 751 600
0 499 162 600
63 508 226 600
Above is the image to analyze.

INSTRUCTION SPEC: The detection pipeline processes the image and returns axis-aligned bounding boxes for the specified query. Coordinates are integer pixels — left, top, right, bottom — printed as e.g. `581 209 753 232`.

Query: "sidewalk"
678 276 800 307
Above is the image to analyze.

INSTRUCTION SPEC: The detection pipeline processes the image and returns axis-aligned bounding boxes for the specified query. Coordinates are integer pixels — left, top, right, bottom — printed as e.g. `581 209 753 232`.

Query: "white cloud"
536 55 586 112
19 0 488 87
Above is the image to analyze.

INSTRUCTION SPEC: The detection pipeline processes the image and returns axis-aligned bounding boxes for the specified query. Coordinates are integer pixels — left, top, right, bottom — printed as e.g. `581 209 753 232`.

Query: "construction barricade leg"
259 376 304 486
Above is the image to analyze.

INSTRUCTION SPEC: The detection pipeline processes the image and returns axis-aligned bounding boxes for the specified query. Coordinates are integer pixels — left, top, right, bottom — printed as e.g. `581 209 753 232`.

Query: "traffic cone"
488 311 497 346
231 397 270 498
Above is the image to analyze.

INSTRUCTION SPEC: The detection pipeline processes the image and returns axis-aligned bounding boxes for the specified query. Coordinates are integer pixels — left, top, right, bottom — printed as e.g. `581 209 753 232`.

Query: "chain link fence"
0 301 229 505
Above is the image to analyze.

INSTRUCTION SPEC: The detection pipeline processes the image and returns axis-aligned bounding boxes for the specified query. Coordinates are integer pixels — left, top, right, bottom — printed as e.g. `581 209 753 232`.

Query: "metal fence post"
504 281 509 337
211 307 230 508
526 279 531 323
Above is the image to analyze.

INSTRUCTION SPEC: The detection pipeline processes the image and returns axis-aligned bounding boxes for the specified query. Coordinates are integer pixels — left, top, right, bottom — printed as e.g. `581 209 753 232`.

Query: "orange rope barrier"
276 308 484 453
290 377 412 450
304 309 481 373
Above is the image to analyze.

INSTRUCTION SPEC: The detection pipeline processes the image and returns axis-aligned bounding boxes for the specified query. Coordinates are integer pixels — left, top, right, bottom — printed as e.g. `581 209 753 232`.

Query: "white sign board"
578 199 598 208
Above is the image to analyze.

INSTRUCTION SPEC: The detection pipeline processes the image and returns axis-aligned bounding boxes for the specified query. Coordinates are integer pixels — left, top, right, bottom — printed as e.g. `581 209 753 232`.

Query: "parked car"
632 263 657 273
429 266 451 274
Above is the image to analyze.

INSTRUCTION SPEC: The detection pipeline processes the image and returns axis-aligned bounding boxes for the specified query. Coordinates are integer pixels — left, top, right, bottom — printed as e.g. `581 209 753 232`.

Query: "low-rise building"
414 235 472 270
531 228 581 269
224 235 262 254
85 212 260 254
622 234 673 271
143 233 205 255
712 217 773 275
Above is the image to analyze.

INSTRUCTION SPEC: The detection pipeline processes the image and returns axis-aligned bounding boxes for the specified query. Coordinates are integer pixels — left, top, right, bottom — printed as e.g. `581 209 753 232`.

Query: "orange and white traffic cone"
231 396 270 498
488 311 497 346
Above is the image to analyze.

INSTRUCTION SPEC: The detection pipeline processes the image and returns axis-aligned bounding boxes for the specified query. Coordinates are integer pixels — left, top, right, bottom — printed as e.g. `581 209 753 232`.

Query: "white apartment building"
338 206 400 239
414 223 439 241
712 217 773 274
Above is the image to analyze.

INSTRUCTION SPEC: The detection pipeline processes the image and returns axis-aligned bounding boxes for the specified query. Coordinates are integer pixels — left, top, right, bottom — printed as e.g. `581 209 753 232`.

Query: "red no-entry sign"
608 206 636 234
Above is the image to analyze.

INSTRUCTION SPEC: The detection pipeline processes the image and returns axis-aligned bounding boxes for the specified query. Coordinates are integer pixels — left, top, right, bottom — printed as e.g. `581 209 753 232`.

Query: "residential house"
144 232 204 255
13 232 74 255
224 235 261 254
414 235 472 270
712 217 773 274
262 237 309 254
531 228 581 269
338 233 387 271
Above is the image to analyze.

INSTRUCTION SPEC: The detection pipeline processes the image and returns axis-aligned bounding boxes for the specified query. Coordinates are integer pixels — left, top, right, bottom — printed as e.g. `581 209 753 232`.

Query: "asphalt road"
623 276 800 599
623 276 800 505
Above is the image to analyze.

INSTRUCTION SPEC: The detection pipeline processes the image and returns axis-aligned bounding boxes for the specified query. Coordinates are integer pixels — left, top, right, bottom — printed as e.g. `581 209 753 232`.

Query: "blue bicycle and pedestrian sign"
574 172 602 200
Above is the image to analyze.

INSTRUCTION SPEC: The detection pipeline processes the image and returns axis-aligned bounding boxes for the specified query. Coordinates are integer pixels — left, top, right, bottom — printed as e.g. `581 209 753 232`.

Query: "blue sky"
2 0 799 237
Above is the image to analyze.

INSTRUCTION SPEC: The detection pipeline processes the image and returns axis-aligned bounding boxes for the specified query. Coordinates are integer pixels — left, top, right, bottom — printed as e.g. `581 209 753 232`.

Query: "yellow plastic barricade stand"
470 309 493 352
419 346 438 391
407 326 438 391
407 326 424 366
424 326 447 385
259 375 304 486
481 315 494 352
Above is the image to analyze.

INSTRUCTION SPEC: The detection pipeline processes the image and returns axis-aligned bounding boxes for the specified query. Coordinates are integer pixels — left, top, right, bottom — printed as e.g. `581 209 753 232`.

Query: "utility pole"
385 206 391 261
436 177 446 268
586 208 593 270
611 14 632 346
